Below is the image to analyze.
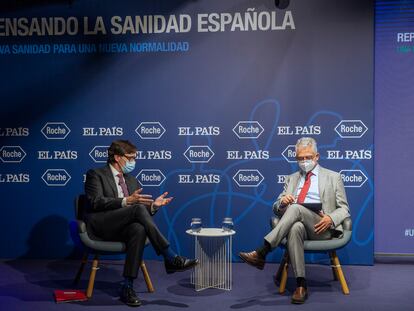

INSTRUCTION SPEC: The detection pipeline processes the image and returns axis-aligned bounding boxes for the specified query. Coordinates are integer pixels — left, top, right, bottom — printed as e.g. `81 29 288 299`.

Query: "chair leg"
86 255 99 299
329 252 339 281
141 261 154 293
275 251 289 283
73 251 88 285
331 251 350 295
279 253 289 294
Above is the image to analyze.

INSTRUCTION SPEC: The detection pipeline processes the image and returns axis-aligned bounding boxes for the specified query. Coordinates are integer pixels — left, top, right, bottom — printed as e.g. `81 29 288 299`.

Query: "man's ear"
114 154 121 163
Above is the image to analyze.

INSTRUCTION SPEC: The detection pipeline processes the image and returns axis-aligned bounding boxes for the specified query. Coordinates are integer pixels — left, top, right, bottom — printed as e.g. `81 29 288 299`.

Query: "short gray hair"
295 137 318 153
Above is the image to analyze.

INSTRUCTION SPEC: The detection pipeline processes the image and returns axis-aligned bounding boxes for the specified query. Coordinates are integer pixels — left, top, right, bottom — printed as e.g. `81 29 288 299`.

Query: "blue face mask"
121 159 136 174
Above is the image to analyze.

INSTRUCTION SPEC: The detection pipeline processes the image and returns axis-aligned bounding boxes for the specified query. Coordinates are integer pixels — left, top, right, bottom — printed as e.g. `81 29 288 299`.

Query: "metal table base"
187 228 235 291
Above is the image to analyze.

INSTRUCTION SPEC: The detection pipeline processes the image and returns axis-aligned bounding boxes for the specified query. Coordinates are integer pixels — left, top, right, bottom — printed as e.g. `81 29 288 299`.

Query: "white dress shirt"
109 164 128 207
109 164 158 213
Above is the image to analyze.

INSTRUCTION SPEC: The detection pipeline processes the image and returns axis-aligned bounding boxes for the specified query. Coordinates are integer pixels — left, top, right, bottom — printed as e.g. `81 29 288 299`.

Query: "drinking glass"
190 218 202 232
222 217 234 232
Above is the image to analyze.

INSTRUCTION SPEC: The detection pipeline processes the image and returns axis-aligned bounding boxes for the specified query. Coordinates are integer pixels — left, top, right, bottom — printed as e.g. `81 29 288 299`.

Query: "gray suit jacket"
273 165 350 233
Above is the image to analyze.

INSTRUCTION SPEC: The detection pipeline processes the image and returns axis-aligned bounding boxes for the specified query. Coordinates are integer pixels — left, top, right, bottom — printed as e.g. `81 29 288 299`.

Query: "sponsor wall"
375 0 414 255
0 0 374 264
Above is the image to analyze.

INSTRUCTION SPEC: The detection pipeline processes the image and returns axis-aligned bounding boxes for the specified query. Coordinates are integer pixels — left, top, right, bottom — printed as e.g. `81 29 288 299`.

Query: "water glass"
190 218 202 232
222 217 234 232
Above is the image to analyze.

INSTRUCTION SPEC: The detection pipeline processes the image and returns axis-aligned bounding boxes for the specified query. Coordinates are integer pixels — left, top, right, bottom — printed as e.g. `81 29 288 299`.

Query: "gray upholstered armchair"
270 216 352 295
73 195 154 298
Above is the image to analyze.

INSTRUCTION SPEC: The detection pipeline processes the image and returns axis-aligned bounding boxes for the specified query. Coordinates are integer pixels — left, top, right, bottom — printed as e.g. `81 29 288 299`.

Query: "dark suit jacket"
84 164 149 239
85 164 140 213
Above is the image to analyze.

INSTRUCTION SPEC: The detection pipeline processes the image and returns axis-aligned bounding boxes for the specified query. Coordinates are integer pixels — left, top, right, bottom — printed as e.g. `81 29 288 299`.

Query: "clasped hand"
280 194 296 206
314 213 333 234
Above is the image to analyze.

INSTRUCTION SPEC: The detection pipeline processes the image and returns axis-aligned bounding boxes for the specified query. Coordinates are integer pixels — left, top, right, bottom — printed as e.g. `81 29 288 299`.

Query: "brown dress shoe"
238 251 265 270
291 286 308 304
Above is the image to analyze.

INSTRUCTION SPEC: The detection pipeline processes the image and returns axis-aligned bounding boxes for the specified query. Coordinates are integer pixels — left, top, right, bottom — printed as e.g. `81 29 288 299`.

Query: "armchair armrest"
342 217 352 231
77 220 87 234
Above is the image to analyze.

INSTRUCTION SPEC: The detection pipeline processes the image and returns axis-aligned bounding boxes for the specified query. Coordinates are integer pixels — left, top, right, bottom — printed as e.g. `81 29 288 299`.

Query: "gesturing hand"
314 213 333 234
153 192 174 208
126 189 154 206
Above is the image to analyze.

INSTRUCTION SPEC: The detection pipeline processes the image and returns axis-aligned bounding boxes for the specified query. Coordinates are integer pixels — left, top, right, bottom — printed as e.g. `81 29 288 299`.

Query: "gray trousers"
264 204 332 278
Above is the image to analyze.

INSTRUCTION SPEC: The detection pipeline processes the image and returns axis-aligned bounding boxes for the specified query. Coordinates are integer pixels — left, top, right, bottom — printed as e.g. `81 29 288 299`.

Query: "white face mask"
298 159 316 173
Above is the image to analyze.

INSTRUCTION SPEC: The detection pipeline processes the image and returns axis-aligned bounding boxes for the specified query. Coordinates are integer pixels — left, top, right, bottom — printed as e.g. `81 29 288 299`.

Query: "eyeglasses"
123 154 136 161
296 155 315 161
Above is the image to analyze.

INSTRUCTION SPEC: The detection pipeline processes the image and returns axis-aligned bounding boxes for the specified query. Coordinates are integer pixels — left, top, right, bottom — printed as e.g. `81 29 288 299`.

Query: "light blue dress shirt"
295 164 321 203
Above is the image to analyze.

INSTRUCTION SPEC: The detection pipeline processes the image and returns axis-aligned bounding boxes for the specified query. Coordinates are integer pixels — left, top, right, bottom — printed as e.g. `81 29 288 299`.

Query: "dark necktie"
297 171 313 204
117 173 129 197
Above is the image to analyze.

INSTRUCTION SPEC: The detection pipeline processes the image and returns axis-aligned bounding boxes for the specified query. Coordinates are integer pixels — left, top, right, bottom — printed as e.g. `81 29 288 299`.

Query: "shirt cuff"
150 202 160 214
122 197 127 208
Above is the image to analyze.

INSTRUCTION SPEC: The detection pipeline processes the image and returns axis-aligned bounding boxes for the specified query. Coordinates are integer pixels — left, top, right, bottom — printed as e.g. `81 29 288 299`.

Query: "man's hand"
153 192 173 208
126 189 154 206
314 213 333 234
281 194 296 206
153 192 174 208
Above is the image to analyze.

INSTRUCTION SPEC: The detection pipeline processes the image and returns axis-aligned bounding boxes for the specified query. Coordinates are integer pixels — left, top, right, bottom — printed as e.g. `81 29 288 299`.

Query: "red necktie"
117 173 129 197
297 171 313 204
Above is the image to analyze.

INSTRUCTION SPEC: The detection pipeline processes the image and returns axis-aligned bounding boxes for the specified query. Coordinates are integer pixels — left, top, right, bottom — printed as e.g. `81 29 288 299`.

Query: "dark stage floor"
0 258 412 311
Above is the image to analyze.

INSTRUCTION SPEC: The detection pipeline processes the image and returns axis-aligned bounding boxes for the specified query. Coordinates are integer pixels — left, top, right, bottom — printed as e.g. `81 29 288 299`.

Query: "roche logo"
0 146 26 163
89 146 109 163
136 169 166 187
41 122 71 140
282 145 297 163
233 121 264 139
339 170 368 188
41 169 71 186
183 145 215 163
233 169 264 187
135 122 166 139
334 120 368 138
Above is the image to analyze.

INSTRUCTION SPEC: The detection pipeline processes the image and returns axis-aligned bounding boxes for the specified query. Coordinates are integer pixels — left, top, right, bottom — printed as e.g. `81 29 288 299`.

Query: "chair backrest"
74 194 88 221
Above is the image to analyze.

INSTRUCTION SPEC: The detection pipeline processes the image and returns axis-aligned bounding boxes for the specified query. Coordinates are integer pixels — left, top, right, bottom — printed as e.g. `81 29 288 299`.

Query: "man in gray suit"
239 137 350 304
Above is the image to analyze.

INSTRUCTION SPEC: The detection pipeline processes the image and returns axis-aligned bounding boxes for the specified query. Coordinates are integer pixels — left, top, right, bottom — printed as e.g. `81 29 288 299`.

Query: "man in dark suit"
85 140 197 307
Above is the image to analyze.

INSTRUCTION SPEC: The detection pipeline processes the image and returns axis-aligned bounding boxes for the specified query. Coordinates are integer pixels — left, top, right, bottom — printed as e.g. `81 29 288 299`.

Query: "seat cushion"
77 220 150 253
79 231 126 253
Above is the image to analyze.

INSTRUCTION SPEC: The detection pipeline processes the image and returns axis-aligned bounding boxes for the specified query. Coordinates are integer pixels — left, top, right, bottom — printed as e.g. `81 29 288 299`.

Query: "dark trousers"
87 204 169 278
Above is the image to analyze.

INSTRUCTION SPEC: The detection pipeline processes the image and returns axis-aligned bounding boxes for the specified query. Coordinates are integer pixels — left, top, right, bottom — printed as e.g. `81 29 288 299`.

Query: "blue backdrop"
375 0 414 255
0 0 374 264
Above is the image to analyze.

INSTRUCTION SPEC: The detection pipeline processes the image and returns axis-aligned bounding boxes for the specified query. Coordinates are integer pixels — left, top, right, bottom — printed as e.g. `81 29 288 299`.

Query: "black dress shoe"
239 251 265 270
120 286 142 307
165 256 198 274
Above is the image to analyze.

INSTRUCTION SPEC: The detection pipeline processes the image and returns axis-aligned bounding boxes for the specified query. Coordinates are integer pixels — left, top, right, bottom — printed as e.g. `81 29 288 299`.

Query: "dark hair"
107 140 137 164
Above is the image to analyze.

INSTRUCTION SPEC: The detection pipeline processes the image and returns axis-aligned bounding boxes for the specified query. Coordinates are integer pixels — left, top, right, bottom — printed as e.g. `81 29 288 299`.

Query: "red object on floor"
54 289 88 303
